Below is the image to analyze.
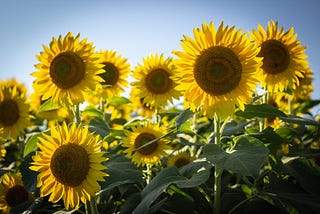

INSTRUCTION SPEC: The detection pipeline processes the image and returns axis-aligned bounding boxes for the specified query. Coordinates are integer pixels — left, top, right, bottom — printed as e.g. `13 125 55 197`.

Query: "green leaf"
37 98 60 113
107 96 131 106
134 166 209 213
222 120 253 136
203 135 269 177
285 158 320 196
81 105 104 119
175 169 210 188
280 115 320 127
100 154 143 192
23 133 41 157
175 108 194 130
88 116 110 138
264 175 320 212
20 152 38 193
235 104 287 119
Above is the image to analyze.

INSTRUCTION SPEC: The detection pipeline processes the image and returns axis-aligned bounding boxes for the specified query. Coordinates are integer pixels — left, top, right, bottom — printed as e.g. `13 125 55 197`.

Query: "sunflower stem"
85 196 99 214
155 107 161 123
99 98 106 113
75 104 81 124
213 113 222 214
288 94 293 115
259 92 269 132
146 164 152 184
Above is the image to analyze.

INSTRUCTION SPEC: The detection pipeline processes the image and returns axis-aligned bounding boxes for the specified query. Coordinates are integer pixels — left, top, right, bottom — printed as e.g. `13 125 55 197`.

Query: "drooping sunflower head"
131 53 181 109
251 20 309 92
0 172 31 213
173 21 262 118
31 32 104 105
167 151 195 168
123 122 170 167
30 122 108 210
0 86 31 140
129 86 156 118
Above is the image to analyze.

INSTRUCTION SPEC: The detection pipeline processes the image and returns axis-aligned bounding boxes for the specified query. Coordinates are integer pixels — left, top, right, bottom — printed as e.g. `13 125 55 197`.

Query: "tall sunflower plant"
0 21 320 214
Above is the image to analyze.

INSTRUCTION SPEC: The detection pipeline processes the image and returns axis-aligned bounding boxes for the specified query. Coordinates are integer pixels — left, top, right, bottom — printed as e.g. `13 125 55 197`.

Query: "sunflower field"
0 20 320 214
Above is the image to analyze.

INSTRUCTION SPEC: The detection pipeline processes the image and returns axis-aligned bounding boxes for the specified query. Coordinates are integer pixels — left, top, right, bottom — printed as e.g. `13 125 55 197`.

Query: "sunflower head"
251 20 308 92
131 53 181 109
30 122 108 210
0 78 28 98
292 67 313 99
31 32 104 105
0 86 31 140
123 122 170 167
0 172 31 213
130 87 156 118
173 21 262 118
167 151 195 168
96 50 130 98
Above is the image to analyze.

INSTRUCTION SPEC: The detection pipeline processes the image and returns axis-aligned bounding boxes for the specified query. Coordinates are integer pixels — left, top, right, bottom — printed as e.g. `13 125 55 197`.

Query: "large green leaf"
175 108 194 130
107 96 131 106
285 158 320 196
20 152 39 193
81 105 104 119
100 154 143 192
23 133 41 157
134 166 209 213
203 135 269 177
235 104 287 119
280 115 320 127
37 98 60 113
263 175 320 212
88 116 110 137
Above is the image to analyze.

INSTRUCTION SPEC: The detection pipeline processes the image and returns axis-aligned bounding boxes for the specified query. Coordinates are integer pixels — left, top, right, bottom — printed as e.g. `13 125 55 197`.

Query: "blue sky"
0 0 319 113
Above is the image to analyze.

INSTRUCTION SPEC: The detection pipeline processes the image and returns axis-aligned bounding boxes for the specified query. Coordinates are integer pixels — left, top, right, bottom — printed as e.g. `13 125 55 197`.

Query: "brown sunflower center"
134 133 158 155
50 143 89 187
5 185 29 208
259 40 290 74
99 62 119 86
174 157 190 168
50 51 85 89
194 46 242 95
145 69 171 94
0 99 20 126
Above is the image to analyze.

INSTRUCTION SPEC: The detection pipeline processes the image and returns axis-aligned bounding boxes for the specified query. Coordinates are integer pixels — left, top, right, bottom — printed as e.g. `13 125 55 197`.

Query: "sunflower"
173 22 262 118
0 172 31 213
95 49 130 100
130 87 156 118
30 122 108 210
31 32 104 105
292 67 313 99
0 78 27 98
0 86 31 140
123 122 170 167
251 20 308 92
131 53 181 109
167 151 195 168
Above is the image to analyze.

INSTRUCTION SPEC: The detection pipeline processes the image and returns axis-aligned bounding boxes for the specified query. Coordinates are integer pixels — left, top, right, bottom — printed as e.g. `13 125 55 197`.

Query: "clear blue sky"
0 0 319 113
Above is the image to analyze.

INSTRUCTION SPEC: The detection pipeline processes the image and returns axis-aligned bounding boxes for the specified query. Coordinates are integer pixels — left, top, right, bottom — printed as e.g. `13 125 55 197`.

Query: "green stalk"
85 196 99 214
146 164 152 184
288 94 293 115
214 113 223 214
75 104 81 124
259 92 269 132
